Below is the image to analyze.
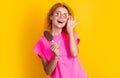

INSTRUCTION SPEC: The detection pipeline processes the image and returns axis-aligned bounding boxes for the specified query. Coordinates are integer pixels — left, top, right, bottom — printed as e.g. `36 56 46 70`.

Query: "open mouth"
57 20 64 24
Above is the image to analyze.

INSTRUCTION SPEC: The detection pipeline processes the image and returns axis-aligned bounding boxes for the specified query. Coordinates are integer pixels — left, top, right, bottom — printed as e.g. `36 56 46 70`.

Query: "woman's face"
50 7 69 29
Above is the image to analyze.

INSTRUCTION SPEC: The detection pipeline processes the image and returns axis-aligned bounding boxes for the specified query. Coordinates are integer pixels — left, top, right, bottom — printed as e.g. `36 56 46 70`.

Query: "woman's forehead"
54 7 68 13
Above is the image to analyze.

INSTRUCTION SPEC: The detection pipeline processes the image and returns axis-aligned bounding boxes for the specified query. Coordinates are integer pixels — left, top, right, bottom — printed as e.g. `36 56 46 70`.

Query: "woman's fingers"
50 41 59 52
50 41 59 56
74 20 80 26
68 16 79 25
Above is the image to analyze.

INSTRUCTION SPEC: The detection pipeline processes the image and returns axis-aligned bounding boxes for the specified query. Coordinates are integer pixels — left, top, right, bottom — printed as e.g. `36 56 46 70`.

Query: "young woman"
34 2 87 78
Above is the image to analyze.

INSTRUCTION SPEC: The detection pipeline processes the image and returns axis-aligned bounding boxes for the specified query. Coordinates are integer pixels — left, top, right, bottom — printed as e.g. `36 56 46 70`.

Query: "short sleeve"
33 39 46 59
73 31 80 45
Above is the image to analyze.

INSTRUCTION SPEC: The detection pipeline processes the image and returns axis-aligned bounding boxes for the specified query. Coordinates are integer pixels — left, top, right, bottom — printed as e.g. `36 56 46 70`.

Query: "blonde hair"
47 2 74 32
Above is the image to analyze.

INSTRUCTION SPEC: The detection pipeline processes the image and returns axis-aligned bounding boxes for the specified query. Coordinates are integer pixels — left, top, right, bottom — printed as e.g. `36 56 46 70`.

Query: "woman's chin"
56 23 65 28
56 25 65 29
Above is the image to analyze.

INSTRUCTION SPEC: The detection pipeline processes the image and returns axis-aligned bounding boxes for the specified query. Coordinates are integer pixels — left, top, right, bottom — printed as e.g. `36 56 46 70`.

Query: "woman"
34 2 87 78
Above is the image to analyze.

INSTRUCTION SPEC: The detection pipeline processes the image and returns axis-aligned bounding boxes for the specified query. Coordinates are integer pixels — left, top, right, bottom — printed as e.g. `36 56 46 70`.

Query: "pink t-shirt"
34 31 87 78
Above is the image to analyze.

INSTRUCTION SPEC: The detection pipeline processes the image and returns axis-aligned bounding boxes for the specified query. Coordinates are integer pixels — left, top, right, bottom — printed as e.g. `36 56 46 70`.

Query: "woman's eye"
63 14 68 18
54 12 60 17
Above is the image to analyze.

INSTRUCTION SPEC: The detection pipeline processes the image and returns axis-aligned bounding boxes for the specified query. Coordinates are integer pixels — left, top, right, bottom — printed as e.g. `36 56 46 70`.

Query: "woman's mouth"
57 20 65 24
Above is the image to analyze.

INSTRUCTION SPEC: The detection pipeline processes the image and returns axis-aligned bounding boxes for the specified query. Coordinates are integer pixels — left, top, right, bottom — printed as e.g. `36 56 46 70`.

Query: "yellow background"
1 0 120 78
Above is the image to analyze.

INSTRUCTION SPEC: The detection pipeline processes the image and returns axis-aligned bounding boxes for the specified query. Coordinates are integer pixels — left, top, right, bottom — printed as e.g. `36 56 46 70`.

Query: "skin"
40 7 79 75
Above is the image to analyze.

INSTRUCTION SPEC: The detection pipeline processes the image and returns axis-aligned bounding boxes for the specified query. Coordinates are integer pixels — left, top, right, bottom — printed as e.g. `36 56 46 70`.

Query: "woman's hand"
50 41 59 56
66 16 79 34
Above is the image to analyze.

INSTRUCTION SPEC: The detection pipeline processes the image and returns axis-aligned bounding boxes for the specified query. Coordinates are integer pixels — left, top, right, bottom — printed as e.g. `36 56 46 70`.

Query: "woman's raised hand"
66 16 79 34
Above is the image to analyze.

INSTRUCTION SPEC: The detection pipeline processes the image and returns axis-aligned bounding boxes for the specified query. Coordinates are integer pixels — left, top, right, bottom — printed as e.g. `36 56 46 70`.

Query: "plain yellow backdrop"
1 0 120 78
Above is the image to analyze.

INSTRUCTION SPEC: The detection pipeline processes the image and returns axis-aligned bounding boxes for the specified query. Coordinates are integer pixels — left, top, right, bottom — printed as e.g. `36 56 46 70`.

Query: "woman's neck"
51 26 62 36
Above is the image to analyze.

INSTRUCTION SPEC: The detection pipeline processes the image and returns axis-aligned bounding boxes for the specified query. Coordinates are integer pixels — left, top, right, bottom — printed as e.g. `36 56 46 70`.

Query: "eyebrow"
55 11 68 14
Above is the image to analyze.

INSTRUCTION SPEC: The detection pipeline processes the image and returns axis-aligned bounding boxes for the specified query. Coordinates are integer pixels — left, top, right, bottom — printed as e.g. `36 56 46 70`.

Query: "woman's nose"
59 14 64 19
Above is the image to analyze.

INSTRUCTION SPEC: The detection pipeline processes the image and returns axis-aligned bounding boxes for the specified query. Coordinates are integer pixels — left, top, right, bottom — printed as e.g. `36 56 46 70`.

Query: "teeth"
57 20 64 24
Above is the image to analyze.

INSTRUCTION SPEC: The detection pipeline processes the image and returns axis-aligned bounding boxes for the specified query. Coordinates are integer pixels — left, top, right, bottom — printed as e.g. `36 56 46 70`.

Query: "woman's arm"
68 31 79 57
67 16 79 57
39 41 59 75
40 55 58 75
